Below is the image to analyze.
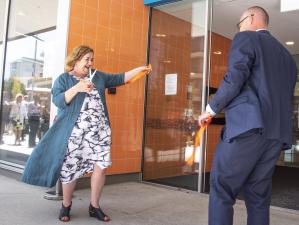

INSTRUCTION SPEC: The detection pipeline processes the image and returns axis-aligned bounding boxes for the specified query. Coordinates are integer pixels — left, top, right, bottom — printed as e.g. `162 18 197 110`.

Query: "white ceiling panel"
213 0 299 54
0 0 58 41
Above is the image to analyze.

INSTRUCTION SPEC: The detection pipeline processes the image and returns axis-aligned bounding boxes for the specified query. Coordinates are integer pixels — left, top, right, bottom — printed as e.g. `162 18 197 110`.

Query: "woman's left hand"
135 65 152 75
124 65 152 83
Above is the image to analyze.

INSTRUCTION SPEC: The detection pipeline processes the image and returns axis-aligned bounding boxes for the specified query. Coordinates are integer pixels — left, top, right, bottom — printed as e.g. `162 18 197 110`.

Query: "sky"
3 30 56 80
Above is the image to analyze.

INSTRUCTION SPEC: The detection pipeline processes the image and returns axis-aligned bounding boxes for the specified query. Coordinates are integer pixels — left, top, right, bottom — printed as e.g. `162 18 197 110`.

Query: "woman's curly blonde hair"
65 45 94 72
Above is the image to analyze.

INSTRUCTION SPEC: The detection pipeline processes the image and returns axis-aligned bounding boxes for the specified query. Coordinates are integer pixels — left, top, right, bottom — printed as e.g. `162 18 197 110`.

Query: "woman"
22 45 151 222
9 93 27 145
39 105 50 138
27 95 41 148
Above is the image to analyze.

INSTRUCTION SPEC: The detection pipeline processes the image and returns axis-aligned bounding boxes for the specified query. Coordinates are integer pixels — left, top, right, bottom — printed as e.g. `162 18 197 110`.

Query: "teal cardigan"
21 70 125 187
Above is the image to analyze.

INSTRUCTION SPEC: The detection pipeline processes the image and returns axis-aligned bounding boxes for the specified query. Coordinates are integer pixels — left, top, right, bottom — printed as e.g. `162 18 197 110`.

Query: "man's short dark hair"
248 6 269 25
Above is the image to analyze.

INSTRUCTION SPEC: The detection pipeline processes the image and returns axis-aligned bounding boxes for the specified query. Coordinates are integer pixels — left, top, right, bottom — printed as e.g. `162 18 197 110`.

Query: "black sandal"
89 204 110 222
59 202 72 222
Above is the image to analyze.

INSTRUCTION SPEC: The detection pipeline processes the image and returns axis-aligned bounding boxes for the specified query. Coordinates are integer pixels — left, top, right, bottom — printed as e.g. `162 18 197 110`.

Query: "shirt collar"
256 29 267 32
256 29 270 35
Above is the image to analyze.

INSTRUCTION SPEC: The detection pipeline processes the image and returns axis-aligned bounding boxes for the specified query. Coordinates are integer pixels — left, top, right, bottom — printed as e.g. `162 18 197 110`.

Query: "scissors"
89 68 97 83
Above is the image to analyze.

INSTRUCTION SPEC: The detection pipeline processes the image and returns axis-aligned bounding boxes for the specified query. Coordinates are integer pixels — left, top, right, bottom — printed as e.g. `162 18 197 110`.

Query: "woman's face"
73 52 94 76
16 96 23 103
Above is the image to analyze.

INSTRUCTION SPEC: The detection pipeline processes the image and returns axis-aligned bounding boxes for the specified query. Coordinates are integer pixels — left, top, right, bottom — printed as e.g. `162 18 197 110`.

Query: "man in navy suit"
198 6 297 225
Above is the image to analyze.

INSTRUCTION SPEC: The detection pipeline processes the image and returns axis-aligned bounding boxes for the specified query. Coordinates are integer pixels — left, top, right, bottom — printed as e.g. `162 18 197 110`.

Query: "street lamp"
15 31 44 100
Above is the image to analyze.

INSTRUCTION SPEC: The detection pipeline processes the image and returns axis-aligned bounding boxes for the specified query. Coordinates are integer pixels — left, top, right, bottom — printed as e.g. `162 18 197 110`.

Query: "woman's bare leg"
16 129 21 144
59 181 76 221
90 164 106 208
62 181 77 207
90 165 109 221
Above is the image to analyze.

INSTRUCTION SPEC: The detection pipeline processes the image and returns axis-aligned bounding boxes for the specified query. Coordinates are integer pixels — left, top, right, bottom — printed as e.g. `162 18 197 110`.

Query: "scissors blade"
89 69 97 82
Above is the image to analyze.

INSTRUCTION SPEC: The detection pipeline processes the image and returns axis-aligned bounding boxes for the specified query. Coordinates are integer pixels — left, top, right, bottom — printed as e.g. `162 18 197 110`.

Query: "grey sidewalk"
0 174 298 225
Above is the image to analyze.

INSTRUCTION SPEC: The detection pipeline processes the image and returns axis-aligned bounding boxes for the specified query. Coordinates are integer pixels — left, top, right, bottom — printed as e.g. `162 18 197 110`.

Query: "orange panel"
70 3 83 20
85 0 98 9
69 18 84 35
97 12 110 27
83 22 97 38
72 0 85 6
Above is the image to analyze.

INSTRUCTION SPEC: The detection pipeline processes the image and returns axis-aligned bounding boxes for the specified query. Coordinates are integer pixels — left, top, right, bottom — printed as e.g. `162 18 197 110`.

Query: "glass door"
143 0 209 191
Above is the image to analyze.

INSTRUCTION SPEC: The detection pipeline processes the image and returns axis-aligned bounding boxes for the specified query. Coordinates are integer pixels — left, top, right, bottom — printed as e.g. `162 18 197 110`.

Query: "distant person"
27 95 41 148
198 6 297 225
21 95 29 141
0 100 12 144
22 45 151 222
39 105 50 138
9 93 27 145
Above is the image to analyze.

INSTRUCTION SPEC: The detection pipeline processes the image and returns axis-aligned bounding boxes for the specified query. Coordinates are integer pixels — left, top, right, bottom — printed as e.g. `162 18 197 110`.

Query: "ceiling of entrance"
213 0 299 55
0 0 58 41
158 0 299 55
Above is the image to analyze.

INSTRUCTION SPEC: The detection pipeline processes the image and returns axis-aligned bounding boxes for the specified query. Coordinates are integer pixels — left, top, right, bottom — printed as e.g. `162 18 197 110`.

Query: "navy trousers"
209 129 282 225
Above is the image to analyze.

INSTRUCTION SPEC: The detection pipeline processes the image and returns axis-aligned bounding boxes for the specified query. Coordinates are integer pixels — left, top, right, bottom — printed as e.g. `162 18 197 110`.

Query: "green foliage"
4 76 27 100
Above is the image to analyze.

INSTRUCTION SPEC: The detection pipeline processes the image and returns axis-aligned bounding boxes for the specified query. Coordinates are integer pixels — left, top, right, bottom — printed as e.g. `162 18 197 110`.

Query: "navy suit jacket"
209 30 297 148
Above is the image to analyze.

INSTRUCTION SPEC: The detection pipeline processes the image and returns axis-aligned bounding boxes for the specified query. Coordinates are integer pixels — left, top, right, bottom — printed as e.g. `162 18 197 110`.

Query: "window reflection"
1 31 54 152
277 54 299 167
0 0 58 155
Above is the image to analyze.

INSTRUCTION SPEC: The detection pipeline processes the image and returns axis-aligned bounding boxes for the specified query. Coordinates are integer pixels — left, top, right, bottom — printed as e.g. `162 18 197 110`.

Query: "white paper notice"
165 73 177 95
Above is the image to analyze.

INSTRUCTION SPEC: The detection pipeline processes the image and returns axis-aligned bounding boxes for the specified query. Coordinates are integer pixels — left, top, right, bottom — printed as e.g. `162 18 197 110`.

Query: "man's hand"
198 111 212 127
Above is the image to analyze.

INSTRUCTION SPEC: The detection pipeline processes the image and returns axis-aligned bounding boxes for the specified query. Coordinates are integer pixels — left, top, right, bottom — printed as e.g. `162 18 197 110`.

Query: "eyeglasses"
236 14 254 29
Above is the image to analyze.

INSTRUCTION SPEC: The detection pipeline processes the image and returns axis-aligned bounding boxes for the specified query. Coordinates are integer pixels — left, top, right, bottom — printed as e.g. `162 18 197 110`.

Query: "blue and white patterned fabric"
60 83 112 183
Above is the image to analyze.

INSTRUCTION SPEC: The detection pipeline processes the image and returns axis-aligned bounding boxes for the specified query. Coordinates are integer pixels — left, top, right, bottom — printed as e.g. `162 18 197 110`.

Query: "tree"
3 76 27 100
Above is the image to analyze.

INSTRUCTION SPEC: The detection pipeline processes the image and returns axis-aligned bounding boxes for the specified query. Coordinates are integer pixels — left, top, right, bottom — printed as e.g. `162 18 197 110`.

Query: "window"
0 0 58 161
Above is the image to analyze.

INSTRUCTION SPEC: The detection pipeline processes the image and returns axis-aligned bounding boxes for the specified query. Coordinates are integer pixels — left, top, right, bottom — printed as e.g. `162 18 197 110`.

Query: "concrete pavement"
0 174 298 225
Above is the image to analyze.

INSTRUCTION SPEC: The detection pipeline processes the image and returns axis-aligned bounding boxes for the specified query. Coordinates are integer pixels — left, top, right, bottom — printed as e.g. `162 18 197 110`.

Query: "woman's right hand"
65 80 93 104
74 80 93 93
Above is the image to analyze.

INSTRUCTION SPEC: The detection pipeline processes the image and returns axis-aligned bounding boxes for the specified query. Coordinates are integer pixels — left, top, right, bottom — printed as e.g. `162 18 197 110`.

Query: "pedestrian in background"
9 93 27 145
